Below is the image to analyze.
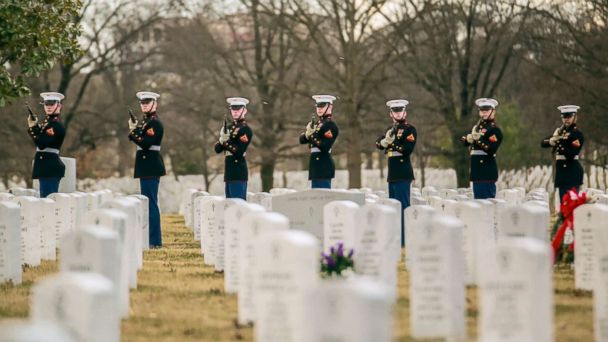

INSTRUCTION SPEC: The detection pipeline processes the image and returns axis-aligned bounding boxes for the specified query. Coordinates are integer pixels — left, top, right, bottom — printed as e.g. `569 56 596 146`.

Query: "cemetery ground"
0 214 594 341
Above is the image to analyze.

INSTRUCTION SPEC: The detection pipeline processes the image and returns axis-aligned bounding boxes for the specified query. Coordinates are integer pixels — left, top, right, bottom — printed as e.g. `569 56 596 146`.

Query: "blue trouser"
225 181 247 200
39 178 60 198
558 185 580 204
473 182 496 199
311 179 332 189
140 177 162 247
389 181 411 247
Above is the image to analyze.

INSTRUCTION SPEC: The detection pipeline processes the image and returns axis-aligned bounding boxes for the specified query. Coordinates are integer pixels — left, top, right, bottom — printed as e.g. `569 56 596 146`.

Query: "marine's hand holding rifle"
128 107 138 131
26 103 38 128
305 115 316 139
380 127 396 148
471 119 484 141
219 118 230 144
549 126 569 146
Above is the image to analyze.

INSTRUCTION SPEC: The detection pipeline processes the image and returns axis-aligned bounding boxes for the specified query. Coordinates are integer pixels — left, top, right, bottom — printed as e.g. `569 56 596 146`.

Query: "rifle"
127 106 137 123
311 112 317 127
223 112 229 134
26 103 37 121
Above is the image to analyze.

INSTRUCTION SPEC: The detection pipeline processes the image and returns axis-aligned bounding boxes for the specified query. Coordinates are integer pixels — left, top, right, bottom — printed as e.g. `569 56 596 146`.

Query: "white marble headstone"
238 212 289 325
254 230 319 342
0 201 22 284
224 202 265 293
271 189 365 241
478 238 553 342
410 213 466 340
574 203 606 291
60 224 121 319
11 196 41 267
31 272 119 342
590 204 608 341
83 209 130 318
323 200 360 252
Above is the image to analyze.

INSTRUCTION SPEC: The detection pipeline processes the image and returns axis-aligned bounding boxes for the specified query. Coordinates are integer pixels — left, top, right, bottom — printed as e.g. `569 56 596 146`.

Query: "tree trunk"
451 150 470 188
347 149 361 189
260 156 275 192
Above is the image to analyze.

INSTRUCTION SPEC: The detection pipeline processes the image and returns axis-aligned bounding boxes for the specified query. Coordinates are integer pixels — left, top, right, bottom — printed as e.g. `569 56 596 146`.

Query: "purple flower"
337 243 344 257
348 249 354 258
330 246 335 254
325 255 336 267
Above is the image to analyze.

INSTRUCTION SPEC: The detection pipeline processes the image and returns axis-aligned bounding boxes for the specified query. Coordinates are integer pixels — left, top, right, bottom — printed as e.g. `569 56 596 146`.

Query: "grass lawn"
0 214 593 341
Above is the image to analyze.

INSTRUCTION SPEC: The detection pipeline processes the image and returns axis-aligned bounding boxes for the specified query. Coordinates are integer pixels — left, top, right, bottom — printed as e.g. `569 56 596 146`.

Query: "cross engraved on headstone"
54 290 65 320
272 244 280 260
413 209 419 220
498 251 510 271
333 206 339 217
512 212 519 226
587 211 592 220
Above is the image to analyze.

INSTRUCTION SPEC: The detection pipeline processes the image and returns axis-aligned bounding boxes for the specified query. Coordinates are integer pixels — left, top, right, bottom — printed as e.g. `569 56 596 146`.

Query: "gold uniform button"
316 157 320 161
235 160 238 163
142 156 146 159
39 156 43 159
563 165 567 168
400 159 404 163
480 160 484 164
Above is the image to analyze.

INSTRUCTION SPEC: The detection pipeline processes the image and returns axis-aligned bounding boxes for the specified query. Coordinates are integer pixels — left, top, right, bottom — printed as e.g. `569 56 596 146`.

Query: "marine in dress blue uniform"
299 95 339 189
214 97 253 200
27 92 66 198
128 91 166 248
460 98 503 199
541 105 584 203
375 99 417 247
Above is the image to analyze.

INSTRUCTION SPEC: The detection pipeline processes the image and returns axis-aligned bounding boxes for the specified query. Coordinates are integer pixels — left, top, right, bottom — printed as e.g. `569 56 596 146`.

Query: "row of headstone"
181 188 398 341
0 187 157 342
407 207 555 341
0 190 114 285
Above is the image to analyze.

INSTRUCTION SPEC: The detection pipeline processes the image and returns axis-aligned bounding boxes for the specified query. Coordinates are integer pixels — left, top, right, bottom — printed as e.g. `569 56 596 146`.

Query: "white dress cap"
227 97 250 106
557 105 580 114
312 94 337 104
474 98 498 108
40 92 65 102
136 91 160 100
386 99 409 108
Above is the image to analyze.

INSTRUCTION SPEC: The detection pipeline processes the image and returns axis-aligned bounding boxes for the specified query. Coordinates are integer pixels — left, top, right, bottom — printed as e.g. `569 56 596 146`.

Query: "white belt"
387 151 403 157
470 150 495 156
310 147 331 153
36 148 60 154
226 151 246 157
137 145 161 151
556 155 578 160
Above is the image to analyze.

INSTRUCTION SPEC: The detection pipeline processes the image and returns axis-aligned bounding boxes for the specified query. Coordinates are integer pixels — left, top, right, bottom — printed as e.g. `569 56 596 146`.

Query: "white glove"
27 116 38 128
305 121 315 138
128 119 138 131
380 139 389 148
472 131 483 141
549 136 560 146
552 128 561 137
466 134 474 144
384 129 395 144
219 128 230 143
471 125 479 135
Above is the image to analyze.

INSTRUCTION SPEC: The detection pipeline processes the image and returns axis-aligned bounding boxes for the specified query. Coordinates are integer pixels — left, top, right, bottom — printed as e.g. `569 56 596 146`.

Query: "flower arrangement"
550 188 591 264
321 242 354 277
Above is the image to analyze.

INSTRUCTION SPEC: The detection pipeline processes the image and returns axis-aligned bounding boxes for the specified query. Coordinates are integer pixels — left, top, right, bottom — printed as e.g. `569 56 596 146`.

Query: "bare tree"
380 0 532 186
281 0 397 188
